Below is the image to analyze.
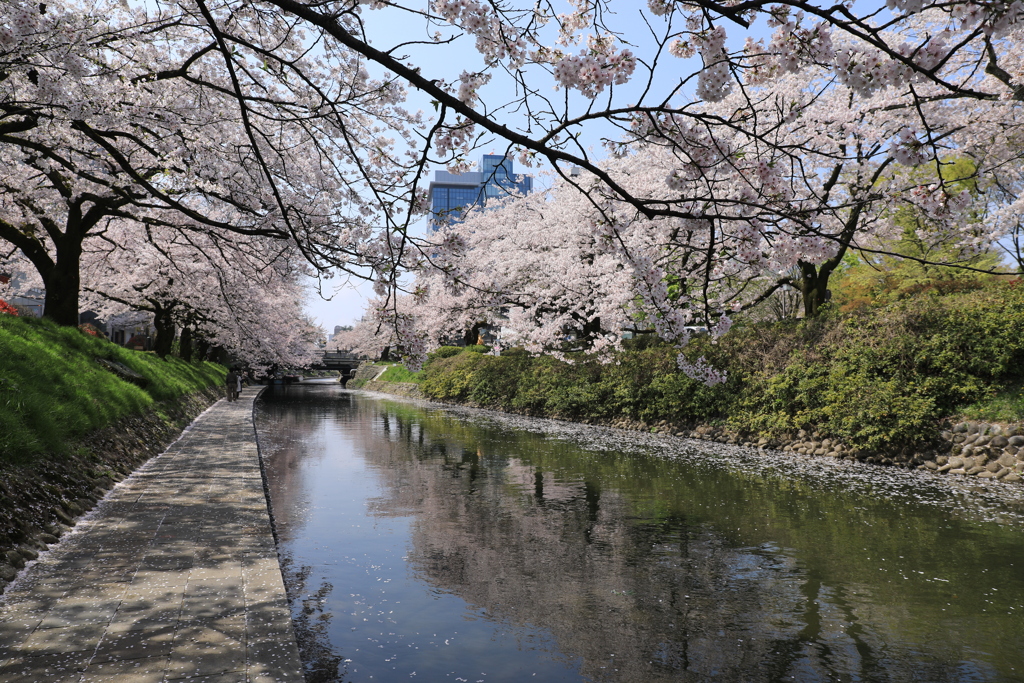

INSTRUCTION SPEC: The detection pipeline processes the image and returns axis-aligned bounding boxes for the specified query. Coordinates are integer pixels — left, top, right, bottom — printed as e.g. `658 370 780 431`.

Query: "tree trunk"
209 345 228 365
789 162 881 319
798 262 828 318
581 316 602 341
464 322 484 346
179 325 194 362
41 259 81 327
195 337 210 361
38 228 83 327
25 200 108 327
153 304 177 358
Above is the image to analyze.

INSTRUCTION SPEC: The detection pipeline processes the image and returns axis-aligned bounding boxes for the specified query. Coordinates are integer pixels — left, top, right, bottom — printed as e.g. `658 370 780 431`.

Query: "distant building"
327 324 352 344
428 155 533 232
106 310 155 349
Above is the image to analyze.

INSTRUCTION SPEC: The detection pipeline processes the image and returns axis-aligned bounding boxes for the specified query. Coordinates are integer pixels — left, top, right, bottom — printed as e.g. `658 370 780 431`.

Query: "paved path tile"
0 390 303 683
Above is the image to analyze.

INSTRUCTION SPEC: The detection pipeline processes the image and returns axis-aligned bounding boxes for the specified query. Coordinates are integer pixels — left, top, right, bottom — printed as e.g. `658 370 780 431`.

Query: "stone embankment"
358 379 1024 485
359 380 424 398
929 422 1024 482
670 420 1023 483
349 363 386 384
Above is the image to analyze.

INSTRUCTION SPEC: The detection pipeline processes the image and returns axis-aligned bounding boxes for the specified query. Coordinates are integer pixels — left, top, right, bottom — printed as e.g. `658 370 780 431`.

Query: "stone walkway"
0 390 303 682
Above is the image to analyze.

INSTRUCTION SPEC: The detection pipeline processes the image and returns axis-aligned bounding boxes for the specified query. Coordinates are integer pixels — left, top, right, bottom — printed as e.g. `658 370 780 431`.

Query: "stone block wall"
924 421 1024 483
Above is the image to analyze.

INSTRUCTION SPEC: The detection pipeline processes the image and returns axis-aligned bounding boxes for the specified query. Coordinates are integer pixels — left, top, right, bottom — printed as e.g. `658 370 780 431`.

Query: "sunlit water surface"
254 384 1024 683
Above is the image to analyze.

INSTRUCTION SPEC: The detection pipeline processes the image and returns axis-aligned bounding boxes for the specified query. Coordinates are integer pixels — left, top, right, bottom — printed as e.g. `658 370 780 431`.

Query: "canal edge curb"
251 384 280 549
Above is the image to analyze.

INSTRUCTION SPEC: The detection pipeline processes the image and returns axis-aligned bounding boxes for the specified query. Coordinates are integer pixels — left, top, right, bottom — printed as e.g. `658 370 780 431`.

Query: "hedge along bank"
0 314 227 592
361 281 1024 484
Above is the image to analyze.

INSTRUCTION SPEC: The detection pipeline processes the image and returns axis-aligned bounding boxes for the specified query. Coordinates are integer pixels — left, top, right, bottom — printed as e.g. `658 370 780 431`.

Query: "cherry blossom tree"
5 0 1024 371
413 185 640 357
254 0 1020 366
0 248 42 309
80 220 322 370
407 56 1022 376
0 0 418 326
241 0 1024 224
328 318 390 360
976 146 1024 273
329 293 426 365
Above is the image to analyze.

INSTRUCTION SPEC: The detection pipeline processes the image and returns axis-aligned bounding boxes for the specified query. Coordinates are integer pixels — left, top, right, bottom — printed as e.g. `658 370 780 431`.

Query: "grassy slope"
377 364 423 384
0 315 225 462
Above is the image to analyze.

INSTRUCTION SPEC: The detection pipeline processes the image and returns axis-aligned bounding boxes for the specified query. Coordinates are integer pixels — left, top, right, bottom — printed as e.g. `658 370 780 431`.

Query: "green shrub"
420 351 488 402
512 356 605 418
733 281 1024 447
378 364 422 383
463 344 491 354
428 346 463 360
466 354 531 409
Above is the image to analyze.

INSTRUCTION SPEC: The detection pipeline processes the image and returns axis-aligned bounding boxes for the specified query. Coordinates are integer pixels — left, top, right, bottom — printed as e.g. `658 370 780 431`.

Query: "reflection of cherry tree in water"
345 404 1002 683
255 392 1024 682
257 390 354 682
351 408 794 681
280 555 346 683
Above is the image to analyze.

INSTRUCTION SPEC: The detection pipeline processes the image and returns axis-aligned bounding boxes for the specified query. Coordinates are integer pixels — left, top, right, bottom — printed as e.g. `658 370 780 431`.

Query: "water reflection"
255 385 1024 683
281 556 346 683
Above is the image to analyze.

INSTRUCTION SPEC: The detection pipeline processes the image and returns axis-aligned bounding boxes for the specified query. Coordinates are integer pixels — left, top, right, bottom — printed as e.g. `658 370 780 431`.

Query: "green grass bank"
0 314 227 591
1 315 225 462
364 281 1024 458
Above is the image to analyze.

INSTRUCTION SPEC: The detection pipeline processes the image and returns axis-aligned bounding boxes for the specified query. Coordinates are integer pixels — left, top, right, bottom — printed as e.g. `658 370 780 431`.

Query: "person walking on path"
226 368 239 401
236 370 243 399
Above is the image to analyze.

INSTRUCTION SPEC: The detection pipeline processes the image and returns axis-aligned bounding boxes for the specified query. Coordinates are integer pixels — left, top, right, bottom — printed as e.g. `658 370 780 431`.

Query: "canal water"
254 384 1024 683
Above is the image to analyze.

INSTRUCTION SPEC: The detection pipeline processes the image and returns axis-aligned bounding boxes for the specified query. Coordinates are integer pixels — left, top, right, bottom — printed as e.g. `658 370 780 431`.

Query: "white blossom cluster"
693 25 732 102
551 38 635 99
677 355 729 386
432 0 529 67
457 71 491 105
434 118 477 161
909 184 974 220
952 1 1024 36
890 128 932 166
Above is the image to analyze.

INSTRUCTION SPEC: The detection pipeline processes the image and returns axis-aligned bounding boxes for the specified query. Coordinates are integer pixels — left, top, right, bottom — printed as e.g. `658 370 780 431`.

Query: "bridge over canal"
317 350 364 380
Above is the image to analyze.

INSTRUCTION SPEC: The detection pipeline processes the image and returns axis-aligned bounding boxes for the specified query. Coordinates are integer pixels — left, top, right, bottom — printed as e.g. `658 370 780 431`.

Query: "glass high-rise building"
428 155 533 231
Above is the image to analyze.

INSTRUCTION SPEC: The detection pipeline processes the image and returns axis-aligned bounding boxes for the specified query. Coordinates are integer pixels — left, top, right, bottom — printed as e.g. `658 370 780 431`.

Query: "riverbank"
0 315 227 594
353 280 1024 485
358 377 1024 484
